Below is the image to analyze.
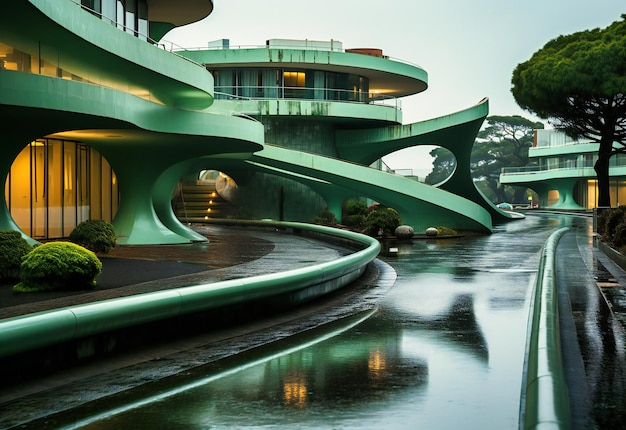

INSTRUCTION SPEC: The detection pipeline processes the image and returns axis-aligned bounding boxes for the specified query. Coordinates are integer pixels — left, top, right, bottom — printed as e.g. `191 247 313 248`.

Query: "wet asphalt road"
1 213 625 429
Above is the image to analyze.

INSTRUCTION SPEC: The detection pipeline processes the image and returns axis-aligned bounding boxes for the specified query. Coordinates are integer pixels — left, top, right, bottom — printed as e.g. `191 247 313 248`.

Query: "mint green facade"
1 0 517 245
501 130 626 209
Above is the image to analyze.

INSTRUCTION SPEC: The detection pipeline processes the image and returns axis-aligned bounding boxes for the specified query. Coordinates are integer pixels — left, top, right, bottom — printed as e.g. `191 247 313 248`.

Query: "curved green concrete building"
500 129 626 210
1 0 511 245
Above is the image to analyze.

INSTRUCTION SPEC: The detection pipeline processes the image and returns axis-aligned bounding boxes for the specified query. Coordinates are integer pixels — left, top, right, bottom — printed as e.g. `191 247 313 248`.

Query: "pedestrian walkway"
0 224 348 319
557 225 626 428
0 224 394 428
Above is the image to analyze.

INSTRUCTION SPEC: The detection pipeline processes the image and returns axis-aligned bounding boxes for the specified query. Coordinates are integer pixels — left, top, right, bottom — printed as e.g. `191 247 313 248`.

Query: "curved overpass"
335 98 519 222
194 143 493 234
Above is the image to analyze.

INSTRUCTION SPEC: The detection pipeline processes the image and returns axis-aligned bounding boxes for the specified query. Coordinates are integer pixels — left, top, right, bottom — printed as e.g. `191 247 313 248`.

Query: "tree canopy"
425 147 456 186
511 14 626 206
425 115 541 203
473 115 543 202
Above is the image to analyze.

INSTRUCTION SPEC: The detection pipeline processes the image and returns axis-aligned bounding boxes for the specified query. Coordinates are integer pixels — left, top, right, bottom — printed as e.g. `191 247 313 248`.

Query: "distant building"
500 129 626 209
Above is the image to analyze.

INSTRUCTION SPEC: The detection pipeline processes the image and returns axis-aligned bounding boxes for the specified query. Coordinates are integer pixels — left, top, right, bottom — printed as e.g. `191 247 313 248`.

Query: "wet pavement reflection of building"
22 213 626 429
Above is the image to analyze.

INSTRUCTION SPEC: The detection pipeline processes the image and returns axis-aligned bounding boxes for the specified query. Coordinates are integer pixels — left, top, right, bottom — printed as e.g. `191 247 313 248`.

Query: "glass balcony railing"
501 157 626 176
213 86 401 109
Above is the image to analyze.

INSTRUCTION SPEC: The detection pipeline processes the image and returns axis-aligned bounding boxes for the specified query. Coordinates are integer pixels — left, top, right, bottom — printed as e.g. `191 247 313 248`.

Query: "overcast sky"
167 0 625 173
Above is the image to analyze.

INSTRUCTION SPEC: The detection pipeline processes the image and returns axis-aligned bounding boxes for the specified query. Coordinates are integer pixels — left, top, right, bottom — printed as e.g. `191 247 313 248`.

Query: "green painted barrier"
0 221 380 358
521 227 571 429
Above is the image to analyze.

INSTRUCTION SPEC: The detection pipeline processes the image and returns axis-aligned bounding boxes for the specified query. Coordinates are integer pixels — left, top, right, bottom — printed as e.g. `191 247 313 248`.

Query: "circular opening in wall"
382 145 456 185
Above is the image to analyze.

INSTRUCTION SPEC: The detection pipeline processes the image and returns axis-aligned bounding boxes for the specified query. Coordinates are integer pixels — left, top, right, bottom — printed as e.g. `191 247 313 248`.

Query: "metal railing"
212 86 401 109
0 221 380 359
173 43 425 70
69 0 202 67
520 227 571 429
501 161 595 176
502 157 626 176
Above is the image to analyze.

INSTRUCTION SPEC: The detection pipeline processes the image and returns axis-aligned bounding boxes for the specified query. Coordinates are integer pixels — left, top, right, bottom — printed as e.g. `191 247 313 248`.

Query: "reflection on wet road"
54 213 595 429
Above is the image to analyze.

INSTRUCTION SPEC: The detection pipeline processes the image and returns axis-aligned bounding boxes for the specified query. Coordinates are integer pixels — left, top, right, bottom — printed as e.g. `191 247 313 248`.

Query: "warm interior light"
283 372 307 408
368 349 386 379
2 61 18 71
284 71 306 87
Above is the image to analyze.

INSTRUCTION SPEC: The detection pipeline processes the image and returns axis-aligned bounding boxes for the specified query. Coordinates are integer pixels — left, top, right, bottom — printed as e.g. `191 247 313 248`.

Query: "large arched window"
6 139 118 239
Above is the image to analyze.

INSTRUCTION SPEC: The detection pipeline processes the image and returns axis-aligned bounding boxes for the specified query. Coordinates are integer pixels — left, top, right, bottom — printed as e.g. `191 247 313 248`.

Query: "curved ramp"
336 98 520 222
248 145 493 233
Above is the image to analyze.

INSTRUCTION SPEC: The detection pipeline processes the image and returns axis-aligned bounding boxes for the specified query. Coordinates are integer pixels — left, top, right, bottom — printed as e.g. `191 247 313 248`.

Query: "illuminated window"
283 71 306 98
284 71 306 87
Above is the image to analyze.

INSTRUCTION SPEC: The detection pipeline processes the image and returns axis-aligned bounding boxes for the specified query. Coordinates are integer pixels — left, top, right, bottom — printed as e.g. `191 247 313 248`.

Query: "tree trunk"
595 138 613 207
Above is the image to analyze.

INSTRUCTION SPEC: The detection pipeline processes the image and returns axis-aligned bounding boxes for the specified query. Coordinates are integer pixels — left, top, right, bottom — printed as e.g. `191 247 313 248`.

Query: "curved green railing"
0 221 380 358
521 227 571 429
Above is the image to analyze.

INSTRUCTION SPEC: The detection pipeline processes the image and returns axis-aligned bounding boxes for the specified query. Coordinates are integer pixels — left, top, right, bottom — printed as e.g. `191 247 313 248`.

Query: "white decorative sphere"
425 227 439 237
395 225 414 239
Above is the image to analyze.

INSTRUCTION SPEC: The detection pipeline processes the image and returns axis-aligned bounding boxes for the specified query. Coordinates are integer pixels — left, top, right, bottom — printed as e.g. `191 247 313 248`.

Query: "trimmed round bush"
0 231 32 280
69 219 116 254
364 206 402 237
14 242 102 293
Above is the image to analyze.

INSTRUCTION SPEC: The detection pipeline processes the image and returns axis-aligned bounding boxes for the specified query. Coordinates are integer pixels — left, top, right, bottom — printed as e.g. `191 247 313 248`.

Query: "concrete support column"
101 146 192 245
153 161 208 242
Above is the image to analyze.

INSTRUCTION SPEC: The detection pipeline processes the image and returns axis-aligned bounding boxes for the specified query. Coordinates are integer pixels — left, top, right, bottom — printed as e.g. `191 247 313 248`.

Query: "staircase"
173 180 238 222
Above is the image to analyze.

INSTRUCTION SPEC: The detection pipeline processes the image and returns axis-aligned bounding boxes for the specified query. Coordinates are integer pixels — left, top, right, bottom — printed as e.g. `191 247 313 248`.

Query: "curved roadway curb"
521 227 571 429
0 221 380 359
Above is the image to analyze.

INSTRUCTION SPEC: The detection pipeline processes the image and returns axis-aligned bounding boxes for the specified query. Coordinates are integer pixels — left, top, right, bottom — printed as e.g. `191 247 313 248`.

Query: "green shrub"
311 209 338 226
344 199 368 216
69 219 116 254
343 214 366 230
0 231 32 280
437 226 459 236
342 199 368 230
613 222 626 248
603 208 625 242
364 206 402 237
13 242 102 293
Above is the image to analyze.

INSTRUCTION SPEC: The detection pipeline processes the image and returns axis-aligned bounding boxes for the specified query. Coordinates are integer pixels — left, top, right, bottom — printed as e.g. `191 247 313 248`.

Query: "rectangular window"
30 142 47 238
77 145 90 225
284 71 305 87
102 0 116 25
48 140 63 238
283 71 306 98
63 142 76 237
81 0 101 16
125 0 137 35
116 0 125 30
138 0 148 40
